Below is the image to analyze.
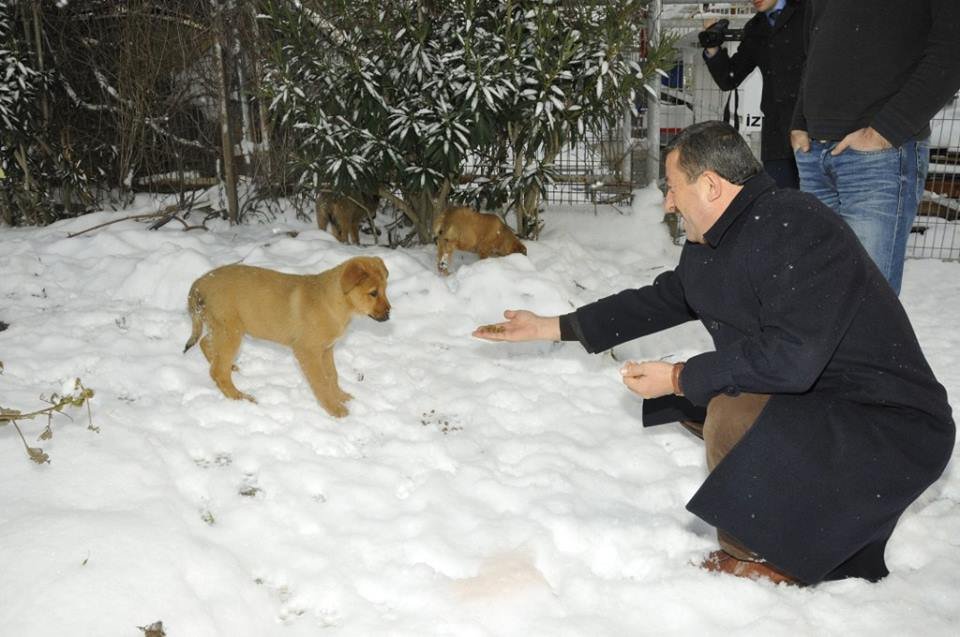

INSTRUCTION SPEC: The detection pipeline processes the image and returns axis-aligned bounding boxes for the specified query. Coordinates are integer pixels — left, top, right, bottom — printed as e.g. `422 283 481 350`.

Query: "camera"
697 19 744 48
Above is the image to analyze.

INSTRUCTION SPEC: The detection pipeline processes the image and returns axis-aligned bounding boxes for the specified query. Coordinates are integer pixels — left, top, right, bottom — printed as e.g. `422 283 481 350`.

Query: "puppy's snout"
371 301 391 322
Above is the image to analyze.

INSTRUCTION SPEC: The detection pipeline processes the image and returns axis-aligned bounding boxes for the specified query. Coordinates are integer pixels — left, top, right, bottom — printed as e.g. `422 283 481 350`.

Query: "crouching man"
473 121 954 585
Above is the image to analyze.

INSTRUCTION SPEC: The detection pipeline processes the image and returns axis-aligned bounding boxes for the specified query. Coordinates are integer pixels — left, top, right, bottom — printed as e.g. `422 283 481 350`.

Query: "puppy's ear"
340 259 369 294
373 256 389 280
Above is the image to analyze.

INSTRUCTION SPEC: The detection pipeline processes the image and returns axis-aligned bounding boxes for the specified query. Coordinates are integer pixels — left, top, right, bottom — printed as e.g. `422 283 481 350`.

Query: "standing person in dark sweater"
701 0 805 189
790 0 960 295
474 121 954 586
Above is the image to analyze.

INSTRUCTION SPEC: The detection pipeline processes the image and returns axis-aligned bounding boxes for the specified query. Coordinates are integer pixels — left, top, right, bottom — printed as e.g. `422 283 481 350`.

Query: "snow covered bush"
0 0 44 225
2 1 236 226
0 0 102 225
261 0 660 242
0 0 33 138
476 0 653 237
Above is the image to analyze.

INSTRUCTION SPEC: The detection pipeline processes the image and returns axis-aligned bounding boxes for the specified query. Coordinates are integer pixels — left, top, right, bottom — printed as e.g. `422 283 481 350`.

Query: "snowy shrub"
0 0 44 225
260 0 662 242
0 0 35 136
2 1 233 226
0 0 99 226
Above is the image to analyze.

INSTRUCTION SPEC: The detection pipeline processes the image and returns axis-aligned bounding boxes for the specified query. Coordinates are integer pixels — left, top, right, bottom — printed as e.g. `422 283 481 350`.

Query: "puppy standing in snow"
432 206 526 275
183 256 390 417
316 191 380 245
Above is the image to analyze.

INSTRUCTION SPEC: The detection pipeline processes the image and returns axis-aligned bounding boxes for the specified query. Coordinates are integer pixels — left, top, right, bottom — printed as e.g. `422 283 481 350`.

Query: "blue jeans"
794 139 929 295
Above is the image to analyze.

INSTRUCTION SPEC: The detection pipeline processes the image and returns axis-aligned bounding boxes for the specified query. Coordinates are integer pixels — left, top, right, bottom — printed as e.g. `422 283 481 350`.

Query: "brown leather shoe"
701 550 801 586
678 419 704 439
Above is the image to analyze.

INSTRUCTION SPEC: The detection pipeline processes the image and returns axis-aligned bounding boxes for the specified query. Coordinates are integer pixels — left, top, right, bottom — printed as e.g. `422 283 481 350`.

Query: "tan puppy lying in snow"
432 206 526 275
183 256 390 417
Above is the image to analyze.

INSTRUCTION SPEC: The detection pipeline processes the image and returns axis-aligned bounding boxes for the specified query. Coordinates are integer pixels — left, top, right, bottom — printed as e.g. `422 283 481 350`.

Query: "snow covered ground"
1 187 958 636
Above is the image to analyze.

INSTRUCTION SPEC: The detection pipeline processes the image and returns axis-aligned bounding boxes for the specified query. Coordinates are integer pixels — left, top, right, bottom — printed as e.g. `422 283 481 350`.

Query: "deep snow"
0 187 958 636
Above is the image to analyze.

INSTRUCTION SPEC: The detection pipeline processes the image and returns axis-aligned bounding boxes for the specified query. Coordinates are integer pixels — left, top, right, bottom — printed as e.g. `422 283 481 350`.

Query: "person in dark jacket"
701 0 805 189
473 121 954 586
790 0 960 295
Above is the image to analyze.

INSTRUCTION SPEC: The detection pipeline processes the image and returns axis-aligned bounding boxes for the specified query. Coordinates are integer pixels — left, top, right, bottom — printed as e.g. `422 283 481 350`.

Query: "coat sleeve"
703 33 759 92
870 0 960 147
571 269 697 354
679 210 869 406
790 1 816 132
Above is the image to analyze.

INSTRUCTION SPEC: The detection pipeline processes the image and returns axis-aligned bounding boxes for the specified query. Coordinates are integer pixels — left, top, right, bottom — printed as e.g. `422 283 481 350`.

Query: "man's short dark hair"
665 121 763 185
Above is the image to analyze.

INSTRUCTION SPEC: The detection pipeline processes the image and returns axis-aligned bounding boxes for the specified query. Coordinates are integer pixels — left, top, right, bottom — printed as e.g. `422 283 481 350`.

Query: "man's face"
664 151 707 244
753 0 779 12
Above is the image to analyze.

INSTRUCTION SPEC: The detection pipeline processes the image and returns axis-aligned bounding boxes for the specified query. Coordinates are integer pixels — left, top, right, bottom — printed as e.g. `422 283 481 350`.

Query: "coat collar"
703 172 777 247
759 0 796 33
772 2 796 29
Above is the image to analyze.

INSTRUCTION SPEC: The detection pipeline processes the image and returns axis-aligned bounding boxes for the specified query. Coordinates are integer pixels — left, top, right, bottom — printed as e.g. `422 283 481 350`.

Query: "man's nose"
664 191 676 214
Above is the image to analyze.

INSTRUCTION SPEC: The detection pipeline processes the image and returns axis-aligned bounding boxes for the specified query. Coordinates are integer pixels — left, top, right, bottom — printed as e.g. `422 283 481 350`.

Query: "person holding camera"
699 0 805 189
790 0 960 296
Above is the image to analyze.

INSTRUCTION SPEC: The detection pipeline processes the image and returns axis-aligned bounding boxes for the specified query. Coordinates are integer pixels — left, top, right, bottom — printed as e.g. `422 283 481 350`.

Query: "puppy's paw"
325 402 349 418
337 389 354 402
240 392 257 404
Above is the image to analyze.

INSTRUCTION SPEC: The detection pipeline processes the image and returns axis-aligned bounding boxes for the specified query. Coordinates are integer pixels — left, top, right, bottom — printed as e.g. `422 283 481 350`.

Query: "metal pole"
646 0 662 187
622 86 633 185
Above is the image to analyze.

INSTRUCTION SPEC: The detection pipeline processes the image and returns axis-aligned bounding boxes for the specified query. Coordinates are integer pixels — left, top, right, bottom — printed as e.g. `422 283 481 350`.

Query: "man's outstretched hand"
472 309 561 342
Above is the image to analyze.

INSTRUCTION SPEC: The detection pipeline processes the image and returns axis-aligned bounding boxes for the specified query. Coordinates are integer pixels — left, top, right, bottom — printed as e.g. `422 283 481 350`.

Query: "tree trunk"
246 1 273 183
514 143 559 240
214 2 239 225
233 15 254 175
407 189 432 243
30 0 47 124
0 178 14 226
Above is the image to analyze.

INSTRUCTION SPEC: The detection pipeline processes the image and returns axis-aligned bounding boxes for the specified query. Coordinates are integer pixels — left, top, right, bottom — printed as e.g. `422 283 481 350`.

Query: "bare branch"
66 202 210 238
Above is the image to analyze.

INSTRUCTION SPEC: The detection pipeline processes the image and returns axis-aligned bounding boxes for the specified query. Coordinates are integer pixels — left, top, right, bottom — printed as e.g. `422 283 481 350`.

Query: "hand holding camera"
698 19 744 49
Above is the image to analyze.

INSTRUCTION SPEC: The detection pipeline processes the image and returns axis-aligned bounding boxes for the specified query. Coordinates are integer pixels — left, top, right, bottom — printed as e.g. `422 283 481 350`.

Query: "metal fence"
549 1 960 261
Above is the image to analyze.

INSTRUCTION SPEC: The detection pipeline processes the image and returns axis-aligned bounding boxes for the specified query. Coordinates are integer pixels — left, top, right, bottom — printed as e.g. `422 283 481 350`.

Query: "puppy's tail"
183 284 205 353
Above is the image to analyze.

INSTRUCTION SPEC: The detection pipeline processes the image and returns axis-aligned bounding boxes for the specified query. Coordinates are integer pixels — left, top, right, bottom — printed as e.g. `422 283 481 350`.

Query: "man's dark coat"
704 0 805 161
562 174 954 584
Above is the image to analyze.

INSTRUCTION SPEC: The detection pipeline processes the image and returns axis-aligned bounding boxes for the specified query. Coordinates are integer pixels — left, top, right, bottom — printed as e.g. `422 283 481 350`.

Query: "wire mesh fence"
912 103 960 259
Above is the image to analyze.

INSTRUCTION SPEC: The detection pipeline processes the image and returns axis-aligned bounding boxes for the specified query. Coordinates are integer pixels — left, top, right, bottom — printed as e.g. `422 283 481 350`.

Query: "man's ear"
701 170 726 202
340 260 369 294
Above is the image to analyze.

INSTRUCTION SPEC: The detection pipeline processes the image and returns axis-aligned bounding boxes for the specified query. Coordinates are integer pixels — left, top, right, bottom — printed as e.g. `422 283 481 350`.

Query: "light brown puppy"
183 256 390 417
432 206 526 275
316 192 380 245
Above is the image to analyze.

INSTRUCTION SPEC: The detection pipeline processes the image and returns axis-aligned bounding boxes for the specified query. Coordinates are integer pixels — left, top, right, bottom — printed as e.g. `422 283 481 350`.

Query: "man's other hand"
831 127 893 156
621 360 675 399
790 129 811 153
